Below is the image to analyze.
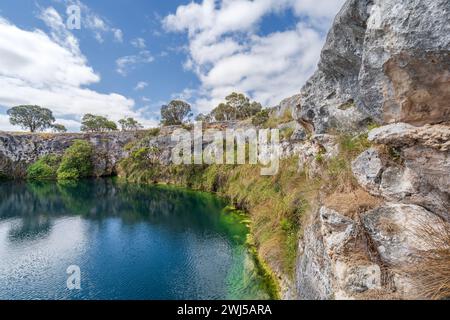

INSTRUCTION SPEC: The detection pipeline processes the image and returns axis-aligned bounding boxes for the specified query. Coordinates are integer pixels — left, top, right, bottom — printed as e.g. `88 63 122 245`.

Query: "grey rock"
351 148 384 194
297 211 335 300
294 0 371 133
320 207 356 254
294 0 450 133
334 261 382 297
361 203 445 265
369 123 450 152
272 94 301 119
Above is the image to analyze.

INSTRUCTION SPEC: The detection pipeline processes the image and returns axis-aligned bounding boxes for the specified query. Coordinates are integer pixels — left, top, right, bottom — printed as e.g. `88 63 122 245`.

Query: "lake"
0 179 271 300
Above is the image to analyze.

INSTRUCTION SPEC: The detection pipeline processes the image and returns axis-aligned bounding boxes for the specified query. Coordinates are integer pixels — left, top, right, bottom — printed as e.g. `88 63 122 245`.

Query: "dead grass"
324 188 381 219
400 219 450 300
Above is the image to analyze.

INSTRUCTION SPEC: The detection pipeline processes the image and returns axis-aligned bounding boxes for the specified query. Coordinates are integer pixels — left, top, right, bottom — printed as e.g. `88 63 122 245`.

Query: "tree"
252 109 270 127
209 93 262 122
211 103 237 121
81 114 118 132
160 100 192 126
118 117 143 131
52 124 67 133
7 105 55 132
195 113 212 123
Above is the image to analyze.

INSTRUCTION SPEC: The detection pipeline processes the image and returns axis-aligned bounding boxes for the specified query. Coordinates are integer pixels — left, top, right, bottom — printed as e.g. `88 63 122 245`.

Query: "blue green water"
0 179 270 300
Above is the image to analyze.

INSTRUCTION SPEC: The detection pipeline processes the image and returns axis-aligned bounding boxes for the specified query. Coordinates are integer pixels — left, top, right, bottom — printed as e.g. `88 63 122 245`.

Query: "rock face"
271 94 301 119
0 132 142 178
351 124 450 220
298 207 382 300
295 0 450 300
294 0 450 133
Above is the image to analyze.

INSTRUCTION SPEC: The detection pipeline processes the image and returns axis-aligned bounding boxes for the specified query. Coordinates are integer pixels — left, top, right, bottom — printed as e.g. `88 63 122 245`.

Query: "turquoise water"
0 179 270 300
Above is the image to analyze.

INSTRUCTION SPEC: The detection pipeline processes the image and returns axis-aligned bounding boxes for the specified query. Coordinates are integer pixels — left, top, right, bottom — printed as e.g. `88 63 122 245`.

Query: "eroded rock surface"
294 0 450 133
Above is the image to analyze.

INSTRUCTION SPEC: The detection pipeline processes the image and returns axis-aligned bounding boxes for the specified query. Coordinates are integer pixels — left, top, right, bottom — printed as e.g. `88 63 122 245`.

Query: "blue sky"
0 0 345 131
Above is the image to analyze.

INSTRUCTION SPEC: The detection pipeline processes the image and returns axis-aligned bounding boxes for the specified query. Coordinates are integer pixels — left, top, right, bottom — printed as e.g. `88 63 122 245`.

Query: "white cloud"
134 81 149 91
0 16 156 131
113 29 124 42
116 51 155 76
163 0 345 113
0 114 20 132
131 37 146 49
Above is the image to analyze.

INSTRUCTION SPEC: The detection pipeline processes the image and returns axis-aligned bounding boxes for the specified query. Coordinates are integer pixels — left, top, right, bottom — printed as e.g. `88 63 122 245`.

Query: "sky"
0 0 345 132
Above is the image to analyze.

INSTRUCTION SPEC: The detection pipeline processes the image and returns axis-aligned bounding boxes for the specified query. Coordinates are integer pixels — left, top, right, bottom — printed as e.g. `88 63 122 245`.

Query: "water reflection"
0 179 248 244
0 179 268 300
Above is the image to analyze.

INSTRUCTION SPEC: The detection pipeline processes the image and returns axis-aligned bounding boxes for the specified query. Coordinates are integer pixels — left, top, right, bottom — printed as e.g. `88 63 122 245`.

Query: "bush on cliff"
57 140 94 180
27 155 61 180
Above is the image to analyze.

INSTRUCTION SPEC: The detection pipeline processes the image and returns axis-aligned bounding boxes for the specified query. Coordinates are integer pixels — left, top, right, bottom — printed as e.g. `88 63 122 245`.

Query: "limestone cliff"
293 0 449 134
294 0 450 300
0 132 143 179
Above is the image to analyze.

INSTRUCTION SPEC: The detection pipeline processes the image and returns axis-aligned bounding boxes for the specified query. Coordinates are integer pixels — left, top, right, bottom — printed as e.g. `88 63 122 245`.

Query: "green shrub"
146 128 161 137
27 155 61 180
57 140 93 180
252 110 270 127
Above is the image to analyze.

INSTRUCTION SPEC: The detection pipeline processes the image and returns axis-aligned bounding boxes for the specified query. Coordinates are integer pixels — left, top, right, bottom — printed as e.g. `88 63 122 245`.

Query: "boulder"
361 203 445 265
320 207 356 254
369 123 450 152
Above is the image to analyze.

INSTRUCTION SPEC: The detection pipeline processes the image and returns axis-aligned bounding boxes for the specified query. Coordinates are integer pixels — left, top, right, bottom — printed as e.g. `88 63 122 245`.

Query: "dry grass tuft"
401 219 450 300
324 188 381 219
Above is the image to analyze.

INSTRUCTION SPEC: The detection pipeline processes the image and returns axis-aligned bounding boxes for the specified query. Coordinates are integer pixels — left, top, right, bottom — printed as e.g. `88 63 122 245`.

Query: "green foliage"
27 155 61 180
161 100 192 126
81 114 118 132
252 109 270 127
209 93 262 122
280 127 295 141
52 124 67 133
7 105 55 132
195 113 212 123
118 117 143 131
131 147 150 162
146 127 161 137
211 103 238 121
119 154 312 278
57 140 94 180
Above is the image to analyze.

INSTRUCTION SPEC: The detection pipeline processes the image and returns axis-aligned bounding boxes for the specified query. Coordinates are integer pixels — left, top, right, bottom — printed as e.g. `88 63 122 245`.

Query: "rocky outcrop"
295 0 450 300
352 124 450 220
271 94 301 119
0 131 143 178
298 207 383 300
294 0 450 133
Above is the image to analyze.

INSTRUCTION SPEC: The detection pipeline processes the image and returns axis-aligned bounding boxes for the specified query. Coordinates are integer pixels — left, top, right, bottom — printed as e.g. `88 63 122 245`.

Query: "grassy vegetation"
400 219 450 300
119 153 321 280
118 128 377 284
57 140 94 180
26 140 94 181
263 109 294 129
27 155 61 180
